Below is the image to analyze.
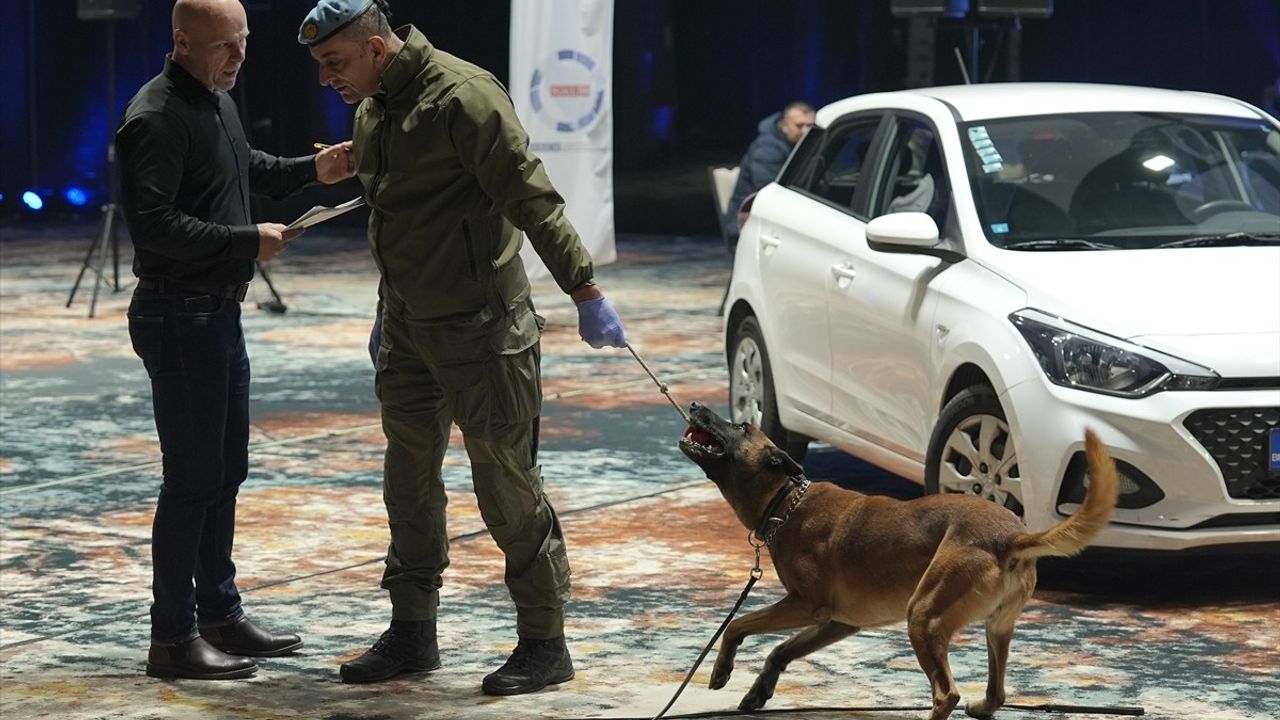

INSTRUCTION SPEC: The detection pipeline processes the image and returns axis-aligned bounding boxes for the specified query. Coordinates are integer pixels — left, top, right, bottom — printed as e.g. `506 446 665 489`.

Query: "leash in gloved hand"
626 342 691 424
618 344 1143 720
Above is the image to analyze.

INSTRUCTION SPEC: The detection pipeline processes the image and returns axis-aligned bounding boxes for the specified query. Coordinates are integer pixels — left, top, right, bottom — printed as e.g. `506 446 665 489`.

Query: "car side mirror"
866 212 963 263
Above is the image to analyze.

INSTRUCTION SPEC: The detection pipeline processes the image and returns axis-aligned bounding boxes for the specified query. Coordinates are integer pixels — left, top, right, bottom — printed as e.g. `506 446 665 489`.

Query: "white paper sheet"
285 196 366 231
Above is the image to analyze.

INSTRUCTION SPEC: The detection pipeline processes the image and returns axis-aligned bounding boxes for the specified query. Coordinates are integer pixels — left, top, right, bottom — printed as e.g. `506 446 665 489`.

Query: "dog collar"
753 474 811 546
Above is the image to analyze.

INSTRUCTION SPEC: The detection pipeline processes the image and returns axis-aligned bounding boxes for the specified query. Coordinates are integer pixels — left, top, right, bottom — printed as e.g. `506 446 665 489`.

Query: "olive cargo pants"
374 298 570 639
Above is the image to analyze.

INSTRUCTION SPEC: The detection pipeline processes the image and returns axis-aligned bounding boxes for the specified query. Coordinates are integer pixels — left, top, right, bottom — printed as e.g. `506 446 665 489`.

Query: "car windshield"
962 112 1280 250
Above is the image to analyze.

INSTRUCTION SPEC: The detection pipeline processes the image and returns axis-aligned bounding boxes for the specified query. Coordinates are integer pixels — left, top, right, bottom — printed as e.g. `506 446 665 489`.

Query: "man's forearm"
249 151 319 200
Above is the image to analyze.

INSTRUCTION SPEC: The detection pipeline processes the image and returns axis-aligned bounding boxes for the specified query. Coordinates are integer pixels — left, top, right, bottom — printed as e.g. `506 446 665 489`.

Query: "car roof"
815 82 1265 125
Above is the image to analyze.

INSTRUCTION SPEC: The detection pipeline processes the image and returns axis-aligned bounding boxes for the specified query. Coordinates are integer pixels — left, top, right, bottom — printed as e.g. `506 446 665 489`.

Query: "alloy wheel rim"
937 413 1024 515
730 336 765 428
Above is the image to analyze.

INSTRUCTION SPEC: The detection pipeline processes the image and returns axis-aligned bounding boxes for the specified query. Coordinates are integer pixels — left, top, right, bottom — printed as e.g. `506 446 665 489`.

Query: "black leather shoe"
339 620 441 684
146 636 258 680
199 617 303 658
481 636 575 696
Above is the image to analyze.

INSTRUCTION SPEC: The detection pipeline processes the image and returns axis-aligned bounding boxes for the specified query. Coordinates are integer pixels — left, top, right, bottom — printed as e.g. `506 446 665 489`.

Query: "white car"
724 82 1280 551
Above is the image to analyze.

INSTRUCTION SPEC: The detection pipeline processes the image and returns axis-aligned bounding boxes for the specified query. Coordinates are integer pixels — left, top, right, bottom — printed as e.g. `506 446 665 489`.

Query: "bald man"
116 0 354 680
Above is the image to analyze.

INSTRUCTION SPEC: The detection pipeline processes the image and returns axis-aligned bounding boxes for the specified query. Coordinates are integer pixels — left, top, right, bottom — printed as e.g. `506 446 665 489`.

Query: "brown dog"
678 402 1117 720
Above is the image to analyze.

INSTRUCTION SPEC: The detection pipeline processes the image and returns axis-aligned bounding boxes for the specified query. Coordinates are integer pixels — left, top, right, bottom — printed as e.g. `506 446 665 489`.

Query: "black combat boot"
339 620 440 684
481 636 575 696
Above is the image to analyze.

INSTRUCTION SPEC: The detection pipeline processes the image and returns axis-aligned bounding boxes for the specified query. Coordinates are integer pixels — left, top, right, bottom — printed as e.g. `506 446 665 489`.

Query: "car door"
827 113 951 460
755 114 887 427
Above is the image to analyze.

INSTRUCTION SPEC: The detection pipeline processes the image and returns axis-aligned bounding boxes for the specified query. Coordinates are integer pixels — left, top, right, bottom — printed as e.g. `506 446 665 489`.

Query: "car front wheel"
728 315 809 463
924 386 1024 517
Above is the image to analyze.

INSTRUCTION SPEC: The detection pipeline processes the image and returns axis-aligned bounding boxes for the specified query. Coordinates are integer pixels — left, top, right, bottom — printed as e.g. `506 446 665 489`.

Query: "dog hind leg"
739 620 859 712
710 595 817 692
907 612 962 720
908 547 1004 720
966 562 1036 719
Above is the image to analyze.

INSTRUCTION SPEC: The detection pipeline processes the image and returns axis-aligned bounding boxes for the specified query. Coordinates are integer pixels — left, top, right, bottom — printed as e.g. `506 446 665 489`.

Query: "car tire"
728 315 810 463
924 385 1024 518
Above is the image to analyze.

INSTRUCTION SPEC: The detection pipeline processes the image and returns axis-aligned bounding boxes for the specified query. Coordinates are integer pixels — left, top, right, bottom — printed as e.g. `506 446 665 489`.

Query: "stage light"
65 187 90 207
22 191 44 211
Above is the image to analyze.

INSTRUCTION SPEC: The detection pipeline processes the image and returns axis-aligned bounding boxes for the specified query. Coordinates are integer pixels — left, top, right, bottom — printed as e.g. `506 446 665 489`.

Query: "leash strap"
626 342 692 424
1006 702 1146 716
649 571 761 720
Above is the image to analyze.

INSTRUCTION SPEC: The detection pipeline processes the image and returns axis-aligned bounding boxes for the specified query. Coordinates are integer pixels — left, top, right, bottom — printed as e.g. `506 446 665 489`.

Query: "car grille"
1183 407 1280 500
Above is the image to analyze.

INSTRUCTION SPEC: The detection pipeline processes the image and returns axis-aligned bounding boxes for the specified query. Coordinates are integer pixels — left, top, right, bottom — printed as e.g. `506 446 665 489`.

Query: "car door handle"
760 234 782 250
831 262 857 288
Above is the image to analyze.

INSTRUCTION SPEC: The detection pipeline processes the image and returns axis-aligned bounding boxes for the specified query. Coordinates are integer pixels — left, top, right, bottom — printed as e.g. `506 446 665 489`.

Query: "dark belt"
136 278 250 302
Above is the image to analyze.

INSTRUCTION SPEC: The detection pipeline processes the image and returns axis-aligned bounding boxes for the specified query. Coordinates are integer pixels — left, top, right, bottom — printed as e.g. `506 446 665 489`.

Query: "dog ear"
767 448 804 477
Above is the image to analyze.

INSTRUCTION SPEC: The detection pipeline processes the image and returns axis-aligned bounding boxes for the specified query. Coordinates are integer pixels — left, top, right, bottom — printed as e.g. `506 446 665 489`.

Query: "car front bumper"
1001 376 1280 551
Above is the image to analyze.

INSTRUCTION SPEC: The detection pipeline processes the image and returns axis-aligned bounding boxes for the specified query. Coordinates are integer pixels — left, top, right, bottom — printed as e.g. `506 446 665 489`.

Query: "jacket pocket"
491 303 544 355
419 305 544 429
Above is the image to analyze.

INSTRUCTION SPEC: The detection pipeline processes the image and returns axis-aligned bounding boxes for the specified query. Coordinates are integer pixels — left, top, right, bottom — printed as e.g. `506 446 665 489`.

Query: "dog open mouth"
679 423 724 459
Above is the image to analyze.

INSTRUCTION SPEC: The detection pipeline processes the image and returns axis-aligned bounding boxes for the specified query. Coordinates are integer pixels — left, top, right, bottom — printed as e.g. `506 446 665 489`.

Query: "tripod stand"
66 19 124 319
255 260 288 313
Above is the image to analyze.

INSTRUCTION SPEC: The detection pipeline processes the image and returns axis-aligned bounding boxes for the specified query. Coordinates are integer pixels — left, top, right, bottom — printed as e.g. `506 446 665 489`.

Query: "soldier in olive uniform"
298 0 628 695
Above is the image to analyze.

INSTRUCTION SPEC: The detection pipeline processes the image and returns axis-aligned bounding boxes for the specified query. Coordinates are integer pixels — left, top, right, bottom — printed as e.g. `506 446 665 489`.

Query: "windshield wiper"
1002 238 1121 251
1156 232 1280 248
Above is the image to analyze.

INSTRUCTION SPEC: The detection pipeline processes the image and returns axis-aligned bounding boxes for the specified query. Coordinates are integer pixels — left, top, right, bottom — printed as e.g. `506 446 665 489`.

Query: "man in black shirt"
117 0 354 680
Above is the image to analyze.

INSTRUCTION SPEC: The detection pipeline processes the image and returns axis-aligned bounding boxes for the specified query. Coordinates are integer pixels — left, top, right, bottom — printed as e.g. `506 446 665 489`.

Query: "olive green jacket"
353 26 594 321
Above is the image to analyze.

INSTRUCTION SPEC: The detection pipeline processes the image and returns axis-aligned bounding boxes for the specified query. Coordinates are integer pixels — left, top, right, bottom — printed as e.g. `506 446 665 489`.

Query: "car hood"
984 246 1280 372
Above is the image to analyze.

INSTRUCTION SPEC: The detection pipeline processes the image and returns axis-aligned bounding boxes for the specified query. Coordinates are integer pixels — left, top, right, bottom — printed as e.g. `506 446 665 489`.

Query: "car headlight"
1010 309 1219 397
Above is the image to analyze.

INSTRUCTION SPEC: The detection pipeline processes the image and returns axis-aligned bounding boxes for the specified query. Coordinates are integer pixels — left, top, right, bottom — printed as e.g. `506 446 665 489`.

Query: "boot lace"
368 627 425 662
497 639 560 676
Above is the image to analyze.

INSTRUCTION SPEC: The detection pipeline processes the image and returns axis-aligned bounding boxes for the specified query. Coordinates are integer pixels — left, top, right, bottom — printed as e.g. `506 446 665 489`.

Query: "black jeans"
128 288 249 642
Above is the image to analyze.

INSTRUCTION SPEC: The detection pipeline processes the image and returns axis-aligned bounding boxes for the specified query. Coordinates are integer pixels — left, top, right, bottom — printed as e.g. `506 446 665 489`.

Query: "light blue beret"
298 0 374 46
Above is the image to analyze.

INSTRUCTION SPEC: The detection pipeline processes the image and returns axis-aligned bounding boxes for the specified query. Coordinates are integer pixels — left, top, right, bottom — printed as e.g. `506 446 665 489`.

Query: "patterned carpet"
1 228 1277 720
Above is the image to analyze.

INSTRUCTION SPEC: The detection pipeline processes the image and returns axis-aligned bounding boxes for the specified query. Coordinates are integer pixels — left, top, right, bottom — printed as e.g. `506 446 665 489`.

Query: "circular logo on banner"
529 49 606 134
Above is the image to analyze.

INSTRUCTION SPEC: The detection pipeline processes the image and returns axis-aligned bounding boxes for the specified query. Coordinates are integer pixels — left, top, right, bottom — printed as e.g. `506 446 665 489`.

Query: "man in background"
724 101 816 238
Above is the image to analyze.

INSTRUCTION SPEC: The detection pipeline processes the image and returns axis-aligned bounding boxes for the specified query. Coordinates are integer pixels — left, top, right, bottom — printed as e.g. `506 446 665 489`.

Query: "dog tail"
1012 429 1118 560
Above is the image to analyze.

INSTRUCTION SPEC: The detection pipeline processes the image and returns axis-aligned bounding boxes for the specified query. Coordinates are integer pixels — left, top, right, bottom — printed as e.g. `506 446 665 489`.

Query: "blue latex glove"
576 296 627 349
368 308 383 366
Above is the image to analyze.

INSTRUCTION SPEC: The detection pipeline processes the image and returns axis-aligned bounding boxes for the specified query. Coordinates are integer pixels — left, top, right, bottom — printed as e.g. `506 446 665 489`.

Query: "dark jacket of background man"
724 111 791 237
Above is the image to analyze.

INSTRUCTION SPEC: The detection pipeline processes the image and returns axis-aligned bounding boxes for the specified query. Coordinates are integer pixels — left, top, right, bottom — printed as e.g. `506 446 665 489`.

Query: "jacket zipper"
462 221 479 280
369 100 391 284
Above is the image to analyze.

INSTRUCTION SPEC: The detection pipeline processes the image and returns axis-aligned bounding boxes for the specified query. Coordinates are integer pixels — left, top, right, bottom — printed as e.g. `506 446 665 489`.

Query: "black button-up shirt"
116 56 317 285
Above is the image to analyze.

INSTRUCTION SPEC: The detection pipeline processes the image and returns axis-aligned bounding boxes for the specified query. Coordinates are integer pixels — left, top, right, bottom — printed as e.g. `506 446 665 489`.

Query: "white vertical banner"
510 0 616 280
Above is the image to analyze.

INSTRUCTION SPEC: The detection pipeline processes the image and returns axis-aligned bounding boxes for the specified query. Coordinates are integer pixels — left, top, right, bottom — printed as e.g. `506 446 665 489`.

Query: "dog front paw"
708 666 731 690
965 700 998 718
738 690 768 712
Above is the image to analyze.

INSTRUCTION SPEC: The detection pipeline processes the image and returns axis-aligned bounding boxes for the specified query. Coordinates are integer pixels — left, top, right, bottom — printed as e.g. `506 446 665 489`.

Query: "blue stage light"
22 191 44 211
65 187 89 207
